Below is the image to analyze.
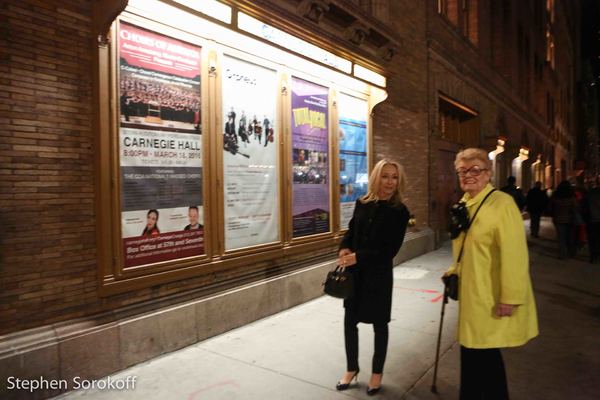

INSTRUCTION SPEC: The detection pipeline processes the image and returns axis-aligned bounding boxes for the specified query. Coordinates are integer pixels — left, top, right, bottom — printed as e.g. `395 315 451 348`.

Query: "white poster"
222 56 279 250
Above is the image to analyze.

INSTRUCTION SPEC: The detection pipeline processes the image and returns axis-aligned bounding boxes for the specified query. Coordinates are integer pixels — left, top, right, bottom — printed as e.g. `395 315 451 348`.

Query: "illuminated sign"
172 0 231 23
238 12 352 74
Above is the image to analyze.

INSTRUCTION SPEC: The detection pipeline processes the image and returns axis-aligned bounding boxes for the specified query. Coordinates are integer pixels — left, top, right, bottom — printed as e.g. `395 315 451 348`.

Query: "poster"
222 56 280 250
118 22 203 267
291 77 330 237
338 94 368 229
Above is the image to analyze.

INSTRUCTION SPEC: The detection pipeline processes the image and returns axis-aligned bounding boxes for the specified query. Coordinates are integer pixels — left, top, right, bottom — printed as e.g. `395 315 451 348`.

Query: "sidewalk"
52 217 599 400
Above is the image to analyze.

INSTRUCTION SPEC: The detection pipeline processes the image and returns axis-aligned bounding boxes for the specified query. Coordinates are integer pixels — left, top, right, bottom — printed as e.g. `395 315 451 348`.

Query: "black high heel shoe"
335 370 359 391
367 373 382 396
366 386 381 396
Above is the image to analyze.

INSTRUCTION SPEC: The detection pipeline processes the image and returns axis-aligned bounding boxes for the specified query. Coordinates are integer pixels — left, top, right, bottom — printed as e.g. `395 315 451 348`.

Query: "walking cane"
431 284 449 394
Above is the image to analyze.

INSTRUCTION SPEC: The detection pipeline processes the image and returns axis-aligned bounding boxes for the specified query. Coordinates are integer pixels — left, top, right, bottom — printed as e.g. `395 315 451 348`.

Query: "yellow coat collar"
461 183 495 207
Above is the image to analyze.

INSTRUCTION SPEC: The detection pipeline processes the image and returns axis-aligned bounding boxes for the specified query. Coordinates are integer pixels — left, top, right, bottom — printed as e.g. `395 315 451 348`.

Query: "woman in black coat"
336 159 410 395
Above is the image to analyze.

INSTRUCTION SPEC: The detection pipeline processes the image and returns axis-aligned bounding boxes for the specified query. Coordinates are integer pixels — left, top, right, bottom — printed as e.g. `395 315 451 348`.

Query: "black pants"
344 311 388 374
460 346 509 400
587 222 600 261
529 212 542 236
555 223 577 258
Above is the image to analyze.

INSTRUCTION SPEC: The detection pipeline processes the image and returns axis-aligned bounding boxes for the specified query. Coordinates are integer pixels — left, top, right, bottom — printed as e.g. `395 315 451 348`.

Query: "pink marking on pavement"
394 286 443 302
394 286 440 294
188 380 241 400
430 294 444 303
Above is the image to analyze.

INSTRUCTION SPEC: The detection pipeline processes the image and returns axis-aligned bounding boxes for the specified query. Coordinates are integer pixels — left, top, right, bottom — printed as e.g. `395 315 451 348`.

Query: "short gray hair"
454 148 492 170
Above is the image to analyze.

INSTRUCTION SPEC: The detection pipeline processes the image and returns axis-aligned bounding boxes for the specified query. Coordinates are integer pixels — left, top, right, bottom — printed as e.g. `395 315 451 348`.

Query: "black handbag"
323 266 354 299
442 273 459 301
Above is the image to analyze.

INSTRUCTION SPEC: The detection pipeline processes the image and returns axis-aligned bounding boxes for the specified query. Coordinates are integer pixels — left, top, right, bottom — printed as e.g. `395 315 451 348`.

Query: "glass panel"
222 55 280 250
118 21 204 267
353 64 386 87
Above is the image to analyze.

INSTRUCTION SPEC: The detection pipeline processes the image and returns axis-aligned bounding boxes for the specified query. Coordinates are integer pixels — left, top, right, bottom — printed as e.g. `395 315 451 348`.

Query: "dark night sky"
582 0 600 85
581 0 600 167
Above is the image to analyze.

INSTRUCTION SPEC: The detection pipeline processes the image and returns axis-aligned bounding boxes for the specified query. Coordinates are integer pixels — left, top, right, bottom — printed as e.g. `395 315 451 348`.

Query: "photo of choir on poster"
117 21 204 267
222 55 280 250
291 77 330 237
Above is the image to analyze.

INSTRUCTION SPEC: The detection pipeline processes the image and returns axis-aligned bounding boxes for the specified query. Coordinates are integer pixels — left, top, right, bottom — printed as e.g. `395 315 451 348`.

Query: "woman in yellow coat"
446 148 538 400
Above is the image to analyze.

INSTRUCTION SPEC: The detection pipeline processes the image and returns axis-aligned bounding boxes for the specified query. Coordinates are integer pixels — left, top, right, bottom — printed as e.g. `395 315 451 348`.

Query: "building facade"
0 1 580 399
429 0 580 241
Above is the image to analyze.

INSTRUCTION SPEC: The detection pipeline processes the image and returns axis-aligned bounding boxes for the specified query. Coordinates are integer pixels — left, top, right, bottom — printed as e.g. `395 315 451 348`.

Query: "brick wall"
373 0 429 228
0 0 98 334
426 0 578 232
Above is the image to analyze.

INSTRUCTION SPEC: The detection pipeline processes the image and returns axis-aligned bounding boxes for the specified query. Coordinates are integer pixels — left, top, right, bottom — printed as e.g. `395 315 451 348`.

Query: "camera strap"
456 189 496 264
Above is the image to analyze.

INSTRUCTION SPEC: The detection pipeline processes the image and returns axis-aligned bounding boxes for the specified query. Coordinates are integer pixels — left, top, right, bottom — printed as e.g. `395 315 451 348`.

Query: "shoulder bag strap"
456 189 497 264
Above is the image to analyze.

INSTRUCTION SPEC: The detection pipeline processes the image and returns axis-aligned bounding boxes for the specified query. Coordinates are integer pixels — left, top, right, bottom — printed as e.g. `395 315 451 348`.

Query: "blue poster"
338 94 368 229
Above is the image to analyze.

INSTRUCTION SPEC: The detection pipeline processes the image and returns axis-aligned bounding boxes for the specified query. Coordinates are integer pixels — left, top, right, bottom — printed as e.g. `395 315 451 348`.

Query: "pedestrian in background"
445 148 538 400
549 181 578 259
500 176 526 211
573 176 588 250
582 176 600 263
526 181 548 237
336 159 410 396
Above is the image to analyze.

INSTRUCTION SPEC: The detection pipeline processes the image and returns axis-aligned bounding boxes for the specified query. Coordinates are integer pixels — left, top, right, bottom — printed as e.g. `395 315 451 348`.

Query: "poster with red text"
118 22 203 267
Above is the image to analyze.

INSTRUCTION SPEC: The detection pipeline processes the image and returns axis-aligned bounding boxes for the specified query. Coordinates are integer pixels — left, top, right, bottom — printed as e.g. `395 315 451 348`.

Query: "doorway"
436 149 461 243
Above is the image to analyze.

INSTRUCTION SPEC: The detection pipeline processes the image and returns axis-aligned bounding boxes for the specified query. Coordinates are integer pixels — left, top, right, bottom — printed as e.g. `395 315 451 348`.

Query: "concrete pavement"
50 217 600 400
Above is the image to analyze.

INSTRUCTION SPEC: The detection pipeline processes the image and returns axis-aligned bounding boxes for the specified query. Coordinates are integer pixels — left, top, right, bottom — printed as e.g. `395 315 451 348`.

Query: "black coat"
339 199 409 324
526 187 548 214
501 184 526 211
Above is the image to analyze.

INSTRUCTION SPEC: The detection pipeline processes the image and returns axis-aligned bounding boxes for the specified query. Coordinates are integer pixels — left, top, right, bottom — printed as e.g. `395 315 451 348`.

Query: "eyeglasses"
456 166 488 177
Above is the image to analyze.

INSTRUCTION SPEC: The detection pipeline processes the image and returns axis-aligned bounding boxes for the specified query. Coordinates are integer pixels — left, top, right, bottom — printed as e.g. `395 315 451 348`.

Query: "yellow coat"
447 184 538 348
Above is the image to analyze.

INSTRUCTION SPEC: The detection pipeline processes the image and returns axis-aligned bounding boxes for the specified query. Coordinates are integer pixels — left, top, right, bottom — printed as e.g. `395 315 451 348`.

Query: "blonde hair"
360 159 406 205
454 148 492 170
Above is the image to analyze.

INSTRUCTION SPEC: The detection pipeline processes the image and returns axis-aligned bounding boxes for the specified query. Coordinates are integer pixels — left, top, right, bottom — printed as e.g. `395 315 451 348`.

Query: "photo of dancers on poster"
223 106 274 158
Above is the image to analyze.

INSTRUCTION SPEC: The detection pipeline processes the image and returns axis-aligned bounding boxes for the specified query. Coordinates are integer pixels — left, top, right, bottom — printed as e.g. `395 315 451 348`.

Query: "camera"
449 201 470 239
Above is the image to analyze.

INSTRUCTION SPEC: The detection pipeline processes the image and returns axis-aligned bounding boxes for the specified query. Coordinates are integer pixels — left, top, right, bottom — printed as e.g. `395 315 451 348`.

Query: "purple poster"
291 77 330 237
